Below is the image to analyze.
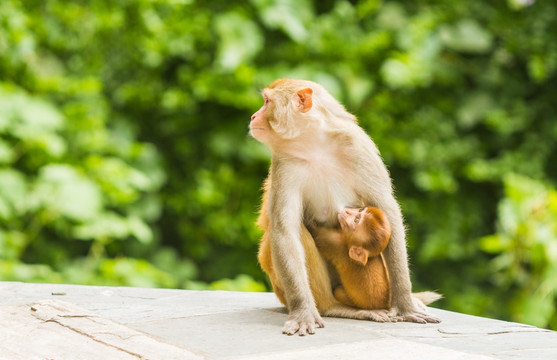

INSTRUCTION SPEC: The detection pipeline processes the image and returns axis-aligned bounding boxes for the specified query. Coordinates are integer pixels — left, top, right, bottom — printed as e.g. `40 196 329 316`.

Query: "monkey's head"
338 207 391 266
249 79 356 149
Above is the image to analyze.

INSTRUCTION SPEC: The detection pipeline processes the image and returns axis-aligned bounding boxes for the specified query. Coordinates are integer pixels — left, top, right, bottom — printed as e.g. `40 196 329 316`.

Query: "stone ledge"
1 282 556 359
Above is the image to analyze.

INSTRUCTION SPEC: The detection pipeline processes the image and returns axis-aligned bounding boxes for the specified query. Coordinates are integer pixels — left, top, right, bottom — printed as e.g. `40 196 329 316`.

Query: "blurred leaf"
210 274 266 292
479 234 509 254
508 0 536 11
0 140 15 164
0 231 27 260
376 2 407 30
127 216 153 244
151 247 198 285
0 88 66 157
414 168 458 193
99 258 176 288
457 92 495 129
439 19 493 54
251 0 313 42
0 168 27 218
30 164 102 222
0 260 61 283
514 292 554 328
214 12 264 70
74 212 152 244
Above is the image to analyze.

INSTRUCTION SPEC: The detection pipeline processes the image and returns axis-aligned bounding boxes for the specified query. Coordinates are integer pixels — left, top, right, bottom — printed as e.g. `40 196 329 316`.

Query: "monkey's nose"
251 114 256 120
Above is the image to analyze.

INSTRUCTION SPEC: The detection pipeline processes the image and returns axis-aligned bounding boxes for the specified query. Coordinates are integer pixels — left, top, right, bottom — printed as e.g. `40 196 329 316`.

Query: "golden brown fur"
314 207 392 310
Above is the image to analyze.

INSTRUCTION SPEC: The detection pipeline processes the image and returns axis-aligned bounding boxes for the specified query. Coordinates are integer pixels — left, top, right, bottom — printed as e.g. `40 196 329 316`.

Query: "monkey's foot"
282 309 325 336
388 308 441 324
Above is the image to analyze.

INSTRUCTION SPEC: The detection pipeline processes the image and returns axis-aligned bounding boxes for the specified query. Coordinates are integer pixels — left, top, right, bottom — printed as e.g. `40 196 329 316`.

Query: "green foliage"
479 174 557 329
1 0 556 328
0 0 169 287
209 274 268 292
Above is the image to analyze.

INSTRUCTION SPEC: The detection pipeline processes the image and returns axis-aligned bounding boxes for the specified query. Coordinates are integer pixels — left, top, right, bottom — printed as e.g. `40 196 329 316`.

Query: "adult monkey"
250 79 440 336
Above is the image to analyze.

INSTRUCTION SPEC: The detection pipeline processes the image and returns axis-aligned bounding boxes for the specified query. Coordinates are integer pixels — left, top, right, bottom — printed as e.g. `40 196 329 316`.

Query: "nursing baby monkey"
313 206 440 313
313 206 392 311
251 79 441 336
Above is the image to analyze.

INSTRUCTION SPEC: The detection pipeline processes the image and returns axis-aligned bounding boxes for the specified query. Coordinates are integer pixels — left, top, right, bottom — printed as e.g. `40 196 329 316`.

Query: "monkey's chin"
249 128 267 142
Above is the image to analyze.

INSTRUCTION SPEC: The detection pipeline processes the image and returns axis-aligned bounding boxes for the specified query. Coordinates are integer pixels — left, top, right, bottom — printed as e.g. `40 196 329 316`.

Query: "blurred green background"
1 0 556 329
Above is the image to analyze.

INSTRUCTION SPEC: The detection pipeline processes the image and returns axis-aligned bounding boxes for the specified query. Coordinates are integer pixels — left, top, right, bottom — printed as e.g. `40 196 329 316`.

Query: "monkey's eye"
354 216 361 224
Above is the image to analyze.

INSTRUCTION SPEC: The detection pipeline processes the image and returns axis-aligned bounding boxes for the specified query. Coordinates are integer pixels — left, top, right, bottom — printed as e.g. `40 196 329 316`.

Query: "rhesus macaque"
314 207 392 310
251 79 440 336
314 207 441 311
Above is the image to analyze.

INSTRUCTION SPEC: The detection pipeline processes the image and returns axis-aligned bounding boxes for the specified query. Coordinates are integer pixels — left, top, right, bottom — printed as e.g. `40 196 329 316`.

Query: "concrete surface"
1 282 556 359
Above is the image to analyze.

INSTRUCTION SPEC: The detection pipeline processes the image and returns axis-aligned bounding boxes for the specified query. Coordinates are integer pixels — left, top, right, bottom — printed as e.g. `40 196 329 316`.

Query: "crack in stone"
438 328 552 336
43 318 145 359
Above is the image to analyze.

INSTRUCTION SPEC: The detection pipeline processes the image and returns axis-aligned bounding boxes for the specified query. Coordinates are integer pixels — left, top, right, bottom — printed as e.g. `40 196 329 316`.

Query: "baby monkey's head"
338 207 392 265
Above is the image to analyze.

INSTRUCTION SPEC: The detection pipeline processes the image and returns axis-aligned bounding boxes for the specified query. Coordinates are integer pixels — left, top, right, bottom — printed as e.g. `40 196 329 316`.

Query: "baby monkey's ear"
348 246 369 266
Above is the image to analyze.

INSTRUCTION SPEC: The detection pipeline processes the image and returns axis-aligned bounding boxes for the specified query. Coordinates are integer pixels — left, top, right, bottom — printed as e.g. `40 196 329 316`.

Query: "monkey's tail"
412 291 442 306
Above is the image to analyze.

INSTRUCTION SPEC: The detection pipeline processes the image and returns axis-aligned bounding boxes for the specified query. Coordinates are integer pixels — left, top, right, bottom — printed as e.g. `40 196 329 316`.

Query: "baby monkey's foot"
365 309 401 322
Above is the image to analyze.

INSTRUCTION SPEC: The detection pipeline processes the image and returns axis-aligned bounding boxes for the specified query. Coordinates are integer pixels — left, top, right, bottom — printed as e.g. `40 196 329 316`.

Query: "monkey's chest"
303 175 359 225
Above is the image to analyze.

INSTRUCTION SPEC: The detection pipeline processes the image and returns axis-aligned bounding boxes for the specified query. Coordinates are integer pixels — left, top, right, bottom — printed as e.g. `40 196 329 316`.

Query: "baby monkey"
314 207 392 310
314 207 440 315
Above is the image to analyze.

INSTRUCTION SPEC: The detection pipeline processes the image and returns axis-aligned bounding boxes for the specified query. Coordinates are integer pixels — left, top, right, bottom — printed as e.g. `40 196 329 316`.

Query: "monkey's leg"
258 178 324 335
258 232 288 306
298 226 338 313
329 287 397 322
333 286 356 307
322 303 394 322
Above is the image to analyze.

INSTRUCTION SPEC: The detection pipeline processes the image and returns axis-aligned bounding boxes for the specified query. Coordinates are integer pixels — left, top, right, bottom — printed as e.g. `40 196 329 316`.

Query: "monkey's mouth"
338 213 348 230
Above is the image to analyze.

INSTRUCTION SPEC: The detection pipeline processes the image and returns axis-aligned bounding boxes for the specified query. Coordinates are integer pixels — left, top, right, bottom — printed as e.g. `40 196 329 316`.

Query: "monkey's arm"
381 200 441 323
267 167 324 335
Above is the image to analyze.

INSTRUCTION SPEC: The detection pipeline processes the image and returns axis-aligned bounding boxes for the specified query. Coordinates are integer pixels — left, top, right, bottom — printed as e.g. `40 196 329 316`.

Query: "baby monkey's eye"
354 216 361 224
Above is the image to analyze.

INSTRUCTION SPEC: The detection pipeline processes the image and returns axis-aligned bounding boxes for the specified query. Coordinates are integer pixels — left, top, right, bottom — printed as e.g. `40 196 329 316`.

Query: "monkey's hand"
282 307 325 336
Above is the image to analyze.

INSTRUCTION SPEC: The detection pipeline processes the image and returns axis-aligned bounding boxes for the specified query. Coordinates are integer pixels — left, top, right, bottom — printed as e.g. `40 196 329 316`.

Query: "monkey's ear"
349 246 369 266
296 88 313 113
